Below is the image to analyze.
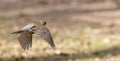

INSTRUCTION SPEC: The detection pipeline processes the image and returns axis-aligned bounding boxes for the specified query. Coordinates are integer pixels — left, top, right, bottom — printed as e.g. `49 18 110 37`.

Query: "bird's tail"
11 30 23 34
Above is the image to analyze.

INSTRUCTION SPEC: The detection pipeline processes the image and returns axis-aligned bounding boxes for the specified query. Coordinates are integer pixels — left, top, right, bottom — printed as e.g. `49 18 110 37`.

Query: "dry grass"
1 15 120 61
1 0 120 61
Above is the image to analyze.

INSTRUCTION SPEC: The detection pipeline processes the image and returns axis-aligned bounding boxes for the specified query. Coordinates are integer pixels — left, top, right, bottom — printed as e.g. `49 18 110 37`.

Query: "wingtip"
11 32 16 34
51 45 56 50
11 31 23 34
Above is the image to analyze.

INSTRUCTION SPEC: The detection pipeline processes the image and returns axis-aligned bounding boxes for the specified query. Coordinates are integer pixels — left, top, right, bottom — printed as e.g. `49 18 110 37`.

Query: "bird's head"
40 20 46 25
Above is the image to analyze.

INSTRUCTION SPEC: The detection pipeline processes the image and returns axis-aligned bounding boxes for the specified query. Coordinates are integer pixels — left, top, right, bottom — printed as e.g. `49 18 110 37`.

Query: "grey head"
40 20 46 25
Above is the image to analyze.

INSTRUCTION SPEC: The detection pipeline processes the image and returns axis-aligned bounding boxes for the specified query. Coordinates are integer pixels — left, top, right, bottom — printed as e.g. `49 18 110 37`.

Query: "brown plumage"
11 20 55 50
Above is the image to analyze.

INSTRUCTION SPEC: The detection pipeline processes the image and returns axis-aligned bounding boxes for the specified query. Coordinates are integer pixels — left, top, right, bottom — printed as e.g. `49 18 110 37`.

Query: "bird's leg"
30 28 37 34
29 28 34 34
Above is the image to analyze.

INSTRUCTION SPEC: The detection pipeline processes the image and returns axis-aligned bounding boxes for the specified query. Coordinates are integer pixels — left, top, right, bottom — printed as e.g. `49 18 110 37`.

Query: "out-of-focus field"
1 0 120 61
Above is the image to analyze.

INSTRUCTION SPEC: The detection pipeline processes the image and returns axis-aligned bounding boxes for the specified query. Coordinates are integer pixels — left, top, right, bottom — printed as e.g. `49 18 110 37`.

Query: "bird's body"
11 20 55 50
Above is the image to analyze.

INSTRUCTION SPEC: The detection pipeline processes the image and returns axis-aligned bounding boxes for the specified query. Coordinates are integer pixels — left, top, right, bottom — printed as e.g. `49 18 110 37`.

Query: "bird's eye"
43 22 46 25
40 20 46 25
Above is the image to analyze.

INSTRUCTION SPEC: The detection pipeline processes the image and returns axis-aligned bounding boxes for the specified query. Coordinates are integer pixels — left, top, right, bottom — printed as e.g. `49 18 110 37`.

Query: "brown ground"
1 0 120 61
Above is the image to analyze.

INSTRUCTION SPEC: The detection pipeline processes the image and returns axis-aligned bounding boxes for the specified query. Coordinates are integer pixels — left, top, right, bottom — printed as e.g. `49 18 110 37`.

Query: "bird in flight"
11 20 55 50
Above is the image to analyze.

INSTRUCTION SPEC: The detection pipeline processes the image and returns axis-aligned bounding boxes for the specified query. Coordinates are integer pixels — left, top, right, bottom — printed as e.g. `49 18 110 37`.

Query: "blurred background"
1 0 120 61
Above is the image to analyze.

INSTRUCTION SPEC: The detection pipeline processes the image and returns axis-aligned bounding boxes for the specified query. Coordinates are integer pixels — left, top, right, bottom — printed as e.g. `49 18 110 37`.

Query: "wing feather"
33 27 55 48
18 30 32 50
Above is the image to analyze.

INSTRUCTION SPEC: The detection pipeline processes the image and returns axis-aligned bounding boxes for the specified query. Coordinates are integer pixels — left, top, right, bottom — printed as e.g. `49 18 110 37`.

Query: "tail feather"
11 30 23 34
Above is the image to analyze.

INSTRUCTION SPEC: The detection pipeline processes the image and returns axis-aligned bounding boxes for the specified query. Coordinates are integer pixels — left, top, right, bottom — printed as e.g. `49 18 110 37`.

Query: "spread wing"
33 27 55 48
18 30 32 50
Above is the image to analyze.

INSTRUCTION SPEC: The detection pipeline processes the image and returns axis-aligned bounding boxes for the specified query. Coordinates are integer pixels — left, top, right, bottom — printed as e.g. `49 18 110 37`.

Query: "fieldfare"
11 20 55 50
